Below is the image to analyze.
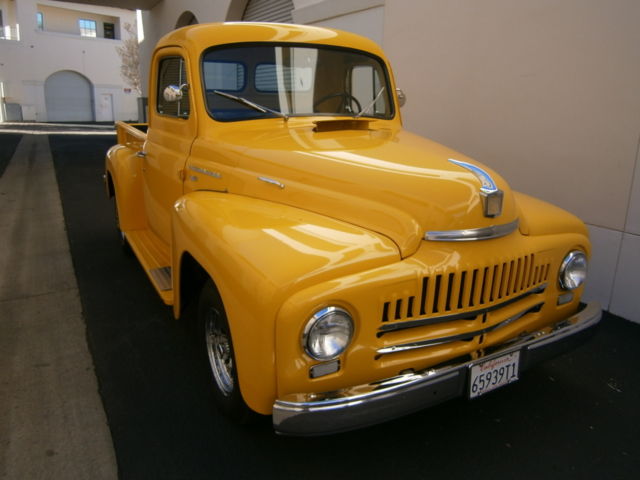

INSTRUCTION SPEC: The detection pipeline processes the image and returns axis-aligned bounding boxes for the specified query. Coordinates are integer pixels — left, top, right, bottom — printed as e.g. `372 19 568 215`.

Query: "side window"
203 61 245 92
157 56 190 118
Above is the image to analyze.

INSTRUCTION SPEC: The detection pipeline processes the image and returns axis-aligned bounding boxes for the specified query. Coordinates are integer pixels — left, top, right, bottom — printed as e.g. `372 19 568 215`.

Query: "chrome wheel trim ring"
205 308 234 396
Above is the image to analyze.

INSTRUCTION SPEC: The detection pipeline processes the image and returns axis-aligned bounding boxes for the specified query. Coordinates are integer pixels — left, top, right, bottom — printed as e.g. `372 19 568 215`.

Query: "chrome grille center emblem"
449 158 503 217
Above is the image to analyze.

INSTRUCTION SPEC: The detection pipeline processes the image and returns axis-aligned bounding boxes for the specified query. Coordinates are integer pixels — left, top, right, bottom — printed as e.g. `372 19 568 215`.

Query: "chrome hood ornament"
449 158 503 217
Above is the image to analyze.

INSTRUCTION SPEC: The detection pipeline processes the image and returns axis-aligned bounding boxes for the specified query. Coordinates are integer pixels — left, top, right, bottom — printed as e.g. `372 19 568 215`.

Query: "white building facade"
0 0 138 122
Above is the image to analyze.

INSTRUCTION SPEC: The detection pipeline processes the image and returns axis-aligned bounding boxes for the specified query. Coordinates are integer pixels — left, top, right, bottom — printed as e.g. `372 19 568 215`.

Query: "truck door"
142 49 196 244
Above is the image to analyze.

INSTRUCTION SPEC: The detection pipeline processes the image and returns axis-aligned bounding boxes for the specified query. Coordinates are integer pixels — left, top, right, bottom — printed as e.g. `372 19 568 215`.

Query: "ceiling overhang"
54 0 162 10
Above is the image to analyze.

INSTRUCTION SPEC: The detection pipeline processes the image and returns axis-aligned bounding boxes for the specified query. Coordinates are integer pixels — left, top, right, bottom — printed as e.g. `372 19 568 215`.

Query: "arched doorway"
44 71 94 122
175 11 198 28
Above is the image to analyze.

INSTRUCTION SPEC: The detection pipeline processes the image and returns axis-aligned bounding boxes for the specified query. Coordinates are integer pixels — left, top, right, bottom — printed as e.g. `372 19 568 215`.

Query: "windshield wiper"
213 90 288 121
356 86 386 118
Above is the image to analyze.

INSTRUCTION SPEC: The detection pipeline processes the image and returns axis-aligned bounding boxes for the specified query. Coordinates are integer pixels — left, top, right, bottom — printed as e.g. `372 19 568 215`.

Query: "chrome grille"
380 253 550 328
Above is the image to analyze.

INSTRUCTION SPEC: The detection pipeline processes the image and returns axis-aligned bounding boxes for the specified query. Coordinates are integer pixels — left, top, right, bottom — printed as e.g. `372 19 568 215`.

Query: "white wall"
0 0 138 121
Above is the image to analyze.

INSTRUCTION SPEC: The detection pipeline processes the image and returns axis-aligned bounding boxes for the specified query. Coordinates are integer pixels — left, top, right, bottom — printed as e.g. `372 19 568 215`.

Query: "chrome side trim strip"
425 219 519 242
189 165 222 179
378 283 547 334
376 302 543 355
258 176 285 189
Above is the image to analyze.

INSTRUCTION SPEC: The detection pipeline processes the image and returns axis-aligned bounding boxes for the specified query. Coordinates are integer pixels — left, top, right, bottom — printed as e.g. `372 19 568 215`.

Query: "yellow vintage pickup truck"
105 22 601 435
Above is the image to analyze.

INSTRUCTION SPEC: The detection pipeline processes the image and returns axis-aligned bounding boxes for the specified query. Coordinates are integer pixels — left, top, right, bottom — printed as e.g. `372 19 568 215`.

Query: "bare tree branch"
116 22 141 95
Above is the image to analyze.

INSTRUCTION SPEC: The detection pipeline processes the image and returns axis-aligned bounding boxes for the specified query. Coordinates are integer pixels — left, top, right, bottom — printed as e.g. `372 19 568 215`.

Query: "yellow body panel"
105 23 593 416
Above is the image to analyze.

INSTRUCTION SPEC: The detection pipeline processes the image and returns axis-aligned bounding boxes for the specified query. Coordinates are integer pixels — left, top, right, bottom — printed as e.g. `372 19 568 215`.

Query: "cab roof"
155 22 387 59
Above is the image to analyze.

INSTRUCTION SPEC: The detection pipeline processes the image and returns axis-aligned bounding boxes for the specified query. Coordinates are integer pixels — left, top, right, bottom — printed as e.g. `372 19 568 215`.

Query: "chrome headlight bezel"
559 250 588 290
302 306 354 361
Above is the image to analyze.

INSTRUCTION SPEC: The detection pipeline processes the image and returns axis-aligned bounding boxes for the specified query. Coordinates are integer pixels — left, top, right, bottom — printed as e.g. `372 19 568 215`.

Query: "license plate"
469 351 520 399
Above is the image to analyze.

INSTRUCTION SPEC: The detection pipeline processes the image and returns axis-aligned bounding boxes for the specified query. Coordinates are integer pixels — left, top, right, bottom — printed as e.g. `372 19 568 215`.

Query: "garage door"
45 71 94 122
242 0 293 22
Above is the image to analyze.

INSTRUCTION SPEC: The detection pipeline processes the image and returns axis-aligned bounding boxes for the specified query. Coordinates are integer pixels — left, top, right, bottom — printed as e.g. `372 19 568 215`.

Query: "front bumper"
273 301 601 436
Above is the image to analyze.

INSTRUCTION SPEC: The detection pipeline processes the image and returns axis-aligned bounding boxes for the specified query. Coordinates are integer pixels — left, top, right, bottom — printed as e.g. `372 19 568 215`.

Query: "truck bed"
115 121 147 150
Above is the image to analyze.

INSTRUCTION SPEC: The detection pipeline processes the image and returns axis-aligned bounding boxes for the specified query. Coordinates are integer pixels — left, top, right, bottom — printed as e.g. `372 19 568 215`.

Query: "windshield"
202 44 394 121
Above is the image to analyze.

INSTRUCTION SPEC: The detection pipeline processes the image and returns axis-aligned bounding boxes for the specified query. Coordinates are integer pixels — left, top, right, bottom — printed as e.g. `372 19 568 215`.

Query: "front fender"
170 191 400 414
515 191 589 243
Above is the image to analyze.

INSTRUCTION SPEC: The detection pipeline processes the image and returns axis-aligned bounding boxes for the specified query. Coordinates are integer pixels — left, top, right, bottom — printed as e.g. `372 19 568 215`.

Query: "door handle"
136 151 147 158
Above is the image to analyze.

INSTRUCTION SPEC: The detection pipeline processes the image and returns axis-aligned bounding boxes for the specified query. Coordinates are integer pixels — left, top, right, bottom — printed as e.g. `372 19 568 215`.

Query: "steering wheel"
313 92 362 114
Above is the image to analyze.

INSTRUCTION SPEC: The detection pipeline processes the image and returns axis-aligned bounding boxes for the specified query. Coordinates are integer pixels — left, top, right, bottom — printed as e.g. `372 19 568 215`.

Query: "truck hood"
190 121 518 257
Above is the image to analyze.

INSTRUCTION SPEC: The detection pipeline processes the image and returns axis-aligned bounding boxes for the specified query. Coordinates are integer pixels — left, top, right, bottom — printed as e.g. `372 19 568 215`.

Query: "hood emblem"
449 159 503 217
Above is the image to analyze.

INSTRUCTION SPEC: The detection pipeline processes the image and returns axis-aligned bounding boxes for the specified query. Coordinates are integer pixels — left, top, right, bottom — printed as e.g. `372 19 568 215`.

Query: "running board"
124 229 174 305
149 266 172 291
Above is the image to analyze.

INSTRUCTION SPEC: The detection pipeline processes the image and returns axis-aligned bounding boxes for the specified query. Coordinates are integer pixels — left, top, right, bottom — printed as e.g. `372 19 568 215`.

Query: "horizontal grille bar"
377 302 543 355
378 283 546 335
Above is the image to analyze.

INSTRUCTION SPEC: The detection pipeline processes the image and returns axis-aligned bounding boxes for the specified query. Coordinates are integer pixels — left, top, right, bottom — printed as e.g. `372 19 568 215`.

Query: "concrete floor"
0 134 117 479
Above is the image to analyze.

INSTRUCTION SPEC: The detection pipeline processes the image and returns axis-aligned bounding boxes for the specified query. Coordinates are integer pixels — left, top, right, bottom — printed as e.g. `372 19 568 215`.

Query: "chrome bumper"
273 302 601 436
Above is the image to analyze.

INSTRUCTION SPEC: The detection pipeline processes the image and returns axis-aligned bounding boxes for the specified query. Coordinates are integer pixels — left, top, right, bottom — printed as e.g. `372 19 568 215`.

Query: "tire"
113 196 132 254
197 279 253 423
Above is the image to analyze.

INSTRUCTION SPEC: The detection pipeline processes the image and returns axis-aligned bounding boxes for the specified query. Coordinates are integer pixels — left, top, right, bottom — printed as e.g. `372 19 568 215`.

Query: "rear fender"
170 191 400 414
105 144 147 231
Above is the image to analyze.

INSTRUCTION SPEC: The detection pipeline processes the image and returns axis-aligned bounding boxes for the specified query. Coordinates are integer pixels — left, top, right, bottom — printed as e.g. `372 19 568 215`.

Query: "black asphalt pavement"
47 134 639 479
0 134 22 177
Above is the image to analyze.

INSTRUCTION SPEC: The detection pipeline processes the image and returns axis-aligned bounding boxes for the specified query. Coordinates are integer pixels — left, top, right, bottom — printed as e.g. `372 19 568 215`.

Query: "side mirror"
163 83 189 102
396 88 406 108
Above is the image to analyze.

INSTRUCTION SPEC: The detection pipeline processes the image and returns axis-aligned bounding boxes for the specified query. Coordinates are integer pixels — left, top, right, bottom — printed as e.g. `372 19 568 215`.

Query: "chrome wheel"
204 307 234 397
197 279 253 422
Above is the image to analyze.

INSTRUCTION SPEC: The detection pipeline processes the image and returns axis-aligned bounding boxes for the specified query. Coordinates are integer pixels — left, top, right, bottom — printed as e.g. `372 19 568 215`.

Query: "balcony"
0 25 19 41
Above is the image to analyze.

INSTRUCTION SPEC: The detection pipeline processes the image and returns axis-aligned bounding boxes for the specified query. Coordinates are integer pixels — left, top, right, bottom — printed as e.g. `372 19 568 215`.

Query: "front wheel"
198 279 253 423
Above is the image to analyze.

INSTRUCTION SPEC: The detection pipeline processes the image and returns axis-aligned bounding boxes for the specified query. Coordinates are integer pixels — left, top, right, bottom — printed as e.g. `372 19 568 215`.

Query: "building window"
36 12 44 30
79 19 97 37
103 22 115 39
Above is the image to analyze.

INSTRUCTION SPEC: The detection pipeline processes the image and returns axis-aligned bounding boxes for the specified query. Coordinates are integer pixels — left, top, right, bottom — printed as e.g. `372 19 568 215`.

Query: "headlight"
303 306 353 361
559 250 588 290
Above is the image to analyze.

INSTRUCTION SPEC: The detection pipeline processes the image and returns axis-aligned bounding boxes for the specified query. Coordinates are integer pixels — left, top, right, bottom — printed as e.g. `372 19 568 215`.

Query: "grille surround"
377 253 552 356
381 253 550 325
